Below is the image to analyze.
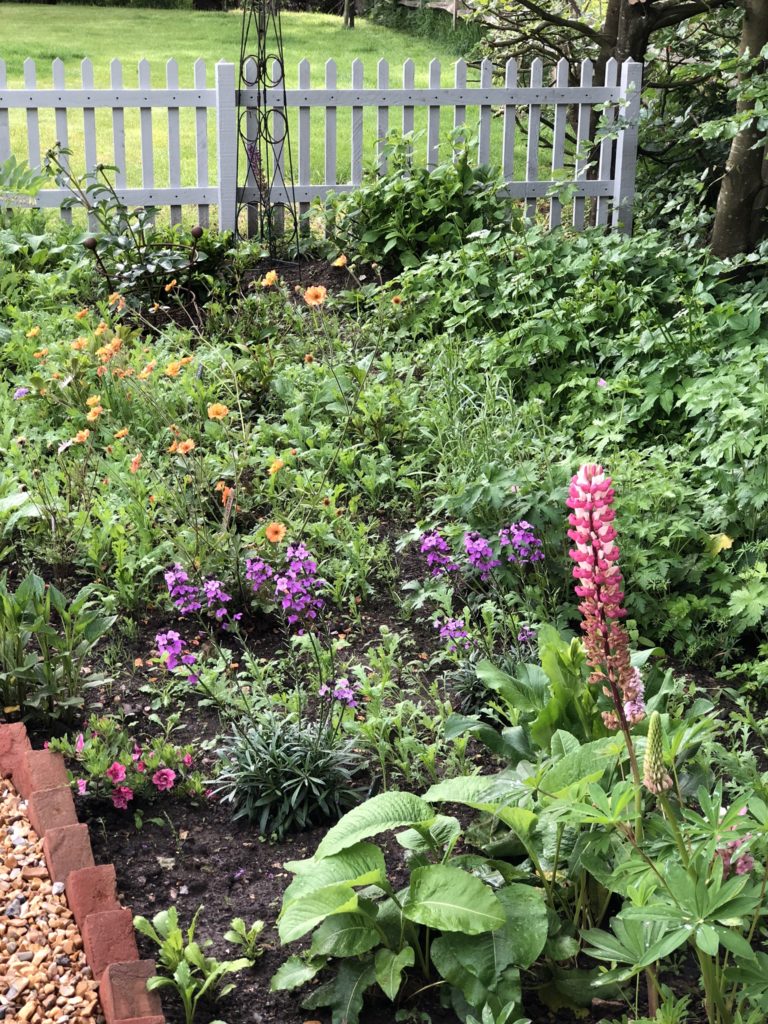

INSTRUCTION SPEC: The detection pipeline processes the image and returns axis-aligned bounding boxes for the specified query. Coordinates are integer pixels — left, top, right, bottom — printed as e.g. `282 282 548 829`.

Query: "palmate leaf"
315 792 434 858
402 865 505 934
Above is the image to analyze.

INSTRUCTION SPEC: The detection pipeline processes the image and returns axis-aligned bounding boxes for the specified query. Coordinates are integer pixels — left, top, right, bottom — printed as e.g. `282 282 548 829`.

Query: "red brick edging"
0 723 165 1024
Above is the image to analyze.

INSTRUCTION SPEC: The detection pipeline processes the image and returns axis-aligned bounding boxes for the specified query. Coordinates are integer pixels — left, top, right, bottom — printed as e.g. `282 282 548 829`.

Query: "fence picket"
24 59 40 170
525 58 543 221
572 59 593 230
596 58 617 227
0 61 8 163
402 59 414 151
377 59 389 174
298 59 311 228
478 58 492 166
138 59 154 202
502 59 517 182
194 58 209 226
52 59 72 224
351 59 364 186
427 59 440 170
549 57 569 229
215 60 237 233
324 59 337 186
110 60 126 191
612 59 642 233
166 58 182 225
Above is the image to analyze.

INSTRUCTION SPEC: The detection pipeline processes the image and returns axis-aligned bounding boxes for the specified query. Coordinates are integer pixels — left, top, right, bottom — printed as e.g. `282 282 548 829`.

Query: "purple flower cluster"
498 521 544 565
435 617 473 652
464 532 500 580
156 630 198 683
716 834 754 878
203 579 231 620
165 564 202 614
319 677 360 708
247 544 326 628
13 387 30 400
517 625 537 646
419 531 458 576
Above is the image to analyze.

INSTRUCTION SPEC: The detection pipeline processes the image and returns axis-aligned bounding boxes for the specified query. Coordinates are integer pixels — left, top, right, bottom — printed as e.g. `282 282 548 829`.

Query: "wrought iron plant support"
237 0 299 257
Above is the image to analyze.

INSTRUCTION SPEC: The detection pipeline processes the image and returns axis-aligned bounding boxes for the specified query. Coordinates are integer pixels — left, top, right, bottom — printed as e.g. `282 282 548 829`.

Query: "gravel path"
0 779 103 1023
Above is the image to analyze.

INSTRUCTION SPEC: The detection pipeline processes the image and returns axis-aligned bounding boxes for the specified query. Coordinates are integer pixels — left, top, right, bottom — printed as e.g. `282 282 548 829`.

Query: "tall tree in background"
711 0 768 256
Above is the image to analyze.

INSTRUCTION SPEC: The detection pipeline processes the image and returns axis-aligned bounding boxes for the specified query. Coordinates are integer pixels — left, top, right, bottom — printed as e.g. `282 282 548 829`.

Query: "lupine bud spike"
643 711 672 794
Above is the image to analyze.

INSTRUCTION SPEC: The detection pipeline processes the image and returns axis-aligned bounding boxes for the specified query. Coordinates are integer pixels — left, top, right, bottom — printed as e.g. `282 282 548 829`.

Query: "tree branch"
650 0 734 31
488 0 605 43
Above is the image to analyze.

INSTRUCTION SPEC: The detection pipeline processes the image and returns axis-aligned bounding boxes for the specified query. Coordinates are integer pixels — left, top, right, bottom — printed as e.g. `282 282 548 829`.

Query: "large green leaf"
402 865 505 934
539 739 616 797
315 792 434 858
374 946 415 1000
278 883 358 943
425 775 496 805
270 955 324 991
302 959 376 1024
309 910 381 958
283 842 386 904
496 885 549 968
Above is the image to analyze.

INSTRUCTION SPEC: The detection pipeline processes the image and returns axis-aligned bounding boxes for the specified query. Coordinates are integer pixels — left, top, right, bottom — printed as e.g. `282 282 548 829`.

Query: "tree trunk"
711 0 768 256
343 0 356 28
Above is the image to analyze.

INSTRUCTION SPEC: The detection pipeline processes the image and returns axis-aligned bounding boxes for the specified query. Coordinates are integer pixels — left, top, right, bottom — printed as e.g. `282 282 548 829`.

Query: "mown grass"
1 3 501 208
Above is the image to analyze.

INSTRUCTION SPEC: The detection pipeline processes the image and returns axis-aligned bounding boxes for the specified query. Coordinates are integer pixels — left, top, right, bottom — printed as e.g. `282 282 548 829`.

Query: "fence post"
215 61 237 234
612 59 642 235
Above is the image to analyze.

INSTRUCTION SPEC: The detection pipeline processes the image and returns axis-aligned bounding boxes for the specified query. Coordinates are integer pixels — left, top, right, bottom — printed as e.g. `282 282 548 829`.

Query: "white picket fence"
0 55 642 233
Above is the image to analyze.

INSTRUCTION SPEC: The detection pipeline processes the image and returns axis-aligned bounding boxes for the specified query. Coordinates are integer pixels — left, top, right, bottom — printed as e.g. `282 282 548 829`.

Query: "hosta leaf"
374 946 415 1000
315 792 434 858
403 865 505 934
283 842 386 904
278 883 358 943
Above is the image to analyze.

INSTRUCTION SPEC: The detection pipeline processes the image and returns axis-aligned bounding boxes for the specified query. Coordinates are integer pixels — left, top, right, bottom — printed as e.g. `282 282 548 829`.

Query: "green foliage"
223 917 266 963
323 133 517 273
0 571 114 725
134 906 250 1024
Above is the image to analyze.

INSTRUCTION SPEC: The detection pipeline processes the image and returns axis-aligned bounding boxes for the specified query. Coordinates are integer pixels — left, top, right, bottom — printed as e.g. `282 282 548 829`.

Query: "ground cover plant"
3 17 768 1023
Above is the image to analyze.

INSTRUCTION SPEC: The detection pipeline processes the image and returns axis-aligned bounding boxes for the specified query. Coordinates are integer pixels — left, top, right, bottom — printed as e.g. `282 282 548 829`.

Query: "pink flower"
76 779 87 796
75 733 85 753
106 761 127 783
597 378 608 388
43 741 49 749
567 463 644 730
152 768 176 791
111 785 134 810
136 761 146 774
131 743 142 761
182 753 193 768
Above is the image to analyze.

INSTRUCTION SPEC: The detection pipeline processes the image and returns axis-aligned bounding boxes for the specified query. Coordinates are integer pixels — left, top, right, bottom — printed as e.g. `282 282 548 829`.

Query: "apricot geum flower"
26 326 40 338
261 270 279 287
177 439 195 455
129 452 142 473
71 337 89 351
268 458 284 476
114 428 129 439
74 429 90 444
164 279 178 293
95 321 108 337
303 285 327 306
332 254 348 267
265 522 286 543
74 308 89 320
207 403 229 420
33 349 48 359
86 406 103 422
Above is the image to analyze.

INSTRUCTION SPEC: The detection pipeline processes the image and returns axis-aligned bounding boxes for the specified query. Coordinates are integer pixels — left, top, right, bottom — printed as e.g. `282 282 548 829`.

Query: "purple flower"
463 532 500 580
245 558 274 593
320 677 361 708
156 629 184 669
435 617 473 652
419 531 458 576
517 625 537 646
498 521 544 566
597 378 608 388
165 564 202 614
203 578 231 619
13 387 30 400
274 544 326 627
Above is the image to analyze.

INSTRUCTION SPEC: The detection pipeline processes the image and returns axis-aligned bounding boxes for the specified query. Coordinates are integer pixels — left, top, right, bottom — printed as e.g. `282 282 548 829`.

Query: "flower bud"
643 712 672 794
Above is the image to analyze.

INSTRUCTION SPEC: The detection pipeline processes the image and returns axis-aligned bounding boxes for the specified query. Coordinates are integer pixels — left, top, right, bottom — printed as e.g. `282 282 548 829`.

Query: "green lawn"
1 4 492 207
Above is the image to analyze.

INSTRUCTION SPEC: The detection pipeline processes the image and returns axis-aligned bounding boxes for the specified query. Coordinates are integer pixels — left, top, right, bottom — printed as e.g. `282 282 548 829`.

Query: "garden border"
0 722 165 1024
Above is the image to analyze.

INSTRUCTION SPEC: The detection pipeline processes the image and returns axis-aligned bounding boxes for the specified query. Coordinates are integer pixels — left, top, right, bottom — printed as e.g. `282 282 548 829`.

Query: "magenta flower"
498 522 544 565
463 532 500 579
319 678 360 708
182 753 193 768
111 785 134 810
75 733 85 753
435 617 473 652
106 761 127 784
419 531 458 576
165 564 202 614
76 779 87 796
567 463 645 731
152 768 177 791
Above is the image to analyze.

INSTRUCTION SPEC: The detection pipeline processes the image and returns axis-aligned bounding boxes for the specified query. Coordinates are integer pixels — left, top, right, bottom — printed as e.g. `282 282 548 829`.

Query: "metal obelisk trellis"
237 0 299 255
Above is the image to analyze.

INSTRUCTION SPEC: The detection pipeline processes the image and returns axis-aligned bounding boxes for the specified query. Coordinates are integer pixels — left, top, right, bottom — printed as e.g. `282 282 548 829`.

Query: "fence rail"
0 55 642 233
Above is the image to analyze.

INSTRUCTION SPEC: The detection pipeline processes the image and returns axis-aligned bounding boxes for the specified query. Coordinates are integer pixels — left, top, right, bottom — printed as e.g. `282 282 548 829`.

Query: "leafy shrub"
322 133 517 273
0 572 114 725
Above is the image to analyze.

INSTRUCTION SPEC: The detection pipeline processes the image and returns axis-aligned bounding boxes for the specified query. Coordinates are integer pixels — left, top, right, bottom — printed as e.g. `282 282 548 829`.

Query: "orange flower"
214 480 226 492
74 429 90 444
261 270 279 287
303 285 327 307
114 427 129 439
71 337 89 351
86 394 101 407
265 522 286 543
74 308 89 320
177 439 196 456
133 657 144 668
95 321 108 337
96 338 121 363
138 360 156 380
167 439 179 454
207 403 229 420
129 452 142 474
164 279 178 293
149 494 156 504
332 254 348 267
268 458 284 476
220 484 234 507
86 405 103 422
179 356 193 366
33 349 49 359
165 361 182 377
108 292 126 311
304 353 314 364
26 326 41 338
392 295 403 306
